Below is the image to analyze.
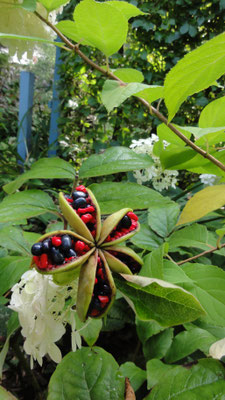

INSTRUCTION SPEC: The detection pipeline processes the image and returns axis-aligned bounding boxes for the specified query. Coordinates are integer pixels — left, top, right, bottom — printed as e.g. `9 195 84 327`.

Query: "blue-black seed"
31 242 43 256
61 235 72 251
72 190 87 200
42 238 52 253
65 248 77 258
51 247 64 265
73 197 87 209
120 215 131 229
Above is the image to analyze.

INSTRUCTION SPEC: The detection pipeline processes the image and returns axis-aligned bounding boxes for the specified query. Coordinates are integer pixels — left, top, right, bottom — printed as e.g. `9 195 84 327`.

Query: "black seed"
72 197 87 209
72 190 87 200
51 247 64 265
65 248 77 258
91 297 102 311
42 238 52 253
120 215 131 229
31 242 43 256
98 284 111 295
61 235 72 252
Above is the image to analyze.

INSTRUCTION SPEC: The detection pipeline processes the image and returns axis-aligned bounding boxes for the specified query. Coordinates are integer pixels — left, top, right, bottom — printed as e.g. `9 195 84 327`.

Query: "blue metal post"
17 71 35 163
48 38 62 157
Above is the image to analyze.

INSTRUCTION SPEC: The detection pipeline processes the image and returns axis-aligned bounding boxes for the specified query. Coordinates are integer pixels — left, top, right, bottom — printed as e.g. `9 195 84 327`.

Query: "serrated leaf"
0 190 59 222
119 362 146 392
39 0 69 12
79 147 153 178
107 1 145 19
177 185 225 225
3 158 75 194
115 274 205 327
0 257 30 296
89 182 163 214
56 21 91 45
113 68 144 83
163 261 225 327
101 80 163 112
164 32 225 121
199 96 225 128
145 359 225 399
47 347 125 400
74 0 128 57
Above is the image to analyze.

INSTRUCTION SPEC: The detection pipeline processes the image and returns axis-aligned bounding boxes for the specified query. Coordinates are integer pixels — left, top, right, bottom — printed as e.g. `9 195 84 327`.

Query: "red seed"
78 206 95 214
39 253 48 269
97 257 102 265
52 236 62 246
105 235 112 242
98 295 109 305
91 230 96 237
127 212 138 221
66 198 73 203
74 240 86 253
75 185 86 192
84 245 90 252
81 214 93 224
95 278 98 284
97 268 104 280
90 309 99 317
33 256 39 266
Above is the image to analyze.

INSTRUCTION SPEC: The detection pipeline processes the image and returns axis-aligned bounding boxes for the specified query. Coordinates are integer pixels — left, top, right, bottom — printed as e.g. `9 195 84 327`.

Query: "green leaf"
164 32 225 121
89 182 163 214
177 185 225 225
199 96 225 128
0 190 59 223
22 231 41 248
0 33 65 48
79 147 153 178
164 327 216 363
115 274 205 327
47 347 125 400
143 328 174 361
0 312 19 379
148 199 180 238
140 245 165 279
101 80 163 112
146 359 175 390
130 224 163 251
136 318 164 343
19 0 36 12
0 386 18 399
73 0 128 57
0 256 30 296
113 68 144 83
157 123 191 145
3 158 75 194
167 224 211 252
106 1 145 20
145 359 225 399
163 261 225 327
0 226 31 256
38 0 69 12
119 362 146 392
75 315 102 347
56 21 91 45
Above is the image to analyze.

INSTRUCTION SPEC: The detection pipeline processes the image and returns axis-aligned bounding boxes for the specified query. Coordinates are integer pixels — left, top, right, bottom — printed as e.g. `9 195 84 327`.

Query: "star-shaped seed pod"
30 185 143 321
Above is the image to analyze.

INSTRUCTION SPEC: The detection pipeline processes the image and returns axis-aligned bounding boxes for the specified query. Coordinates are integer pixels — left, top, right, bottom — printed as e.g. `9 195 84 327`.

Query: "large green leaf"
0 33 64 47
47 347 125 400
177 185 225 225
119 362 146 392
163 261 225 327
130 224 163 251
56 21 91 45
0 386 18 399
106 1 145 19
0 312 19 379
101 80 163 112
73 0 128 57
165 326 216 363
113 68 144 83
140 246 165 279
38 0 69 12
0 257 30 296
143 328 174 361
75 315 102 347
3 158 75 194
89 182 163 214
167 224 212 252
199 96 225 128
164 32 225 121
115 274 205 327
0 190 59 222
19 0 36 12
0 226 31 256
147 199 180 238
146 359 225 399
146 359 175 390
79 147 153 178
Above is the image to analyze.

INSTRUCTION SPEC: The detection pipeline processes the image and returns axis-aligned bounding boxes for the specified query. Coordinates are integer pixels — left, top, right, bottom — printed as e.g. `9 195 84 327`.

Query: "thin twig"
34 12 225 173
177 242 225 265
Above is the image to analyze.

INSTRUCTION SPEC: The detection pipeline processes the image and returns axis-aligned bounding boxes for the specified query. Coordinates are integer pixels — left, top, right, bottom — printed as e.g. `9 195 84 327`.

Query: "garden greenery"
0 0 225 399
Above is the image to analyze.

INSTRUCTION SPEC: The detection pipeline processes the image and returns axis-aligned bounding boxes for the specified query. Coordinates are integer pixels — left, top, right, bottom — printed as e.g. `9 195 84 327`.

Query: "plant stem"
34 12 225 173
177 242 225 265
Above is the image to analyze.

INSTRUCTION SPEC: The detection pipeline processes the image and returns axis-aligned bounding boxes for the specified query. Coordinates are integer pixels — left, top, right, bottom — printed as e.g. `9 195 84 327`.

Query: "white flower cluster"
9 270 81 368
130 135 179 191
199 174 218 186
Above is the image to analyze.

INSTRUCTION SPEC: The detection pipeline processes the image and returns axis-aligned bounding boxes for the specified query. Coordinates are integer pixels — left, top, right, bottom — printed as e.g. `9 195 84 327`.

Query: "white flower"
199 174 218 186
209 338 225 360
130 135 178 191
9 270 78 367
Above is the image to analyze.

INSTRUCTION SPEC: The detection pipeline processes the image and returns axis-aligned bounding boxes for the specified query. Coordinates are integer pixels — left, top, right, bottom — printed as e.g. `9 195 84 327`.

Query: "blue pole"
17 71 35 163
48 38 62 157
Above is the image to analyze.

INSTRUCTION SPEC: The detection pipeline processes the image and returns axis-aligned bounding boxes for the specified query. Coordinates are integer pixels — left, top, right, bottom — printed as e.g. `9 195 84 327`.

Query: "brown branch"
34 12 225 173
177 242 225 265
